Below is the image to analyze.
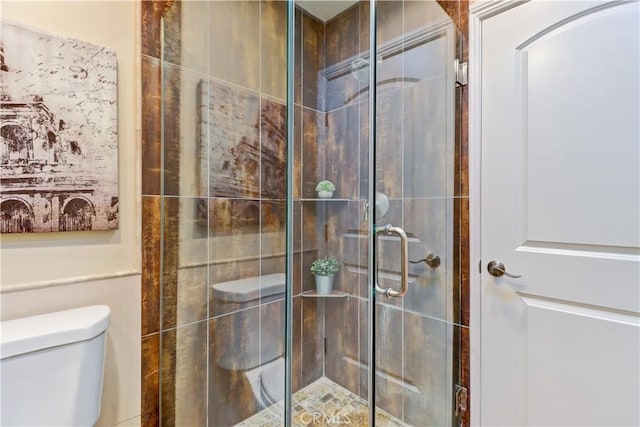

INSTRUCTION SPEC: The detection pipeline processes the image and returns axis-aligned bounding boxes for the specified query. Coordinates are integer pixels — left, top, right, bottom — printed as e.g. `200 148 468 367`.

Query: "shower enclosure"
149 0 466 425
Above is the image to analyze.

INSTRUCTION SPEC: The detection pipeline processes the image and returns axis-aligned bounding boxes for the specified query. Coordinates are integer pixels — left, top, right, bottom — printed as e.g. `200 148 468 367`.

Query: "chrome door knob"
487 261 522 278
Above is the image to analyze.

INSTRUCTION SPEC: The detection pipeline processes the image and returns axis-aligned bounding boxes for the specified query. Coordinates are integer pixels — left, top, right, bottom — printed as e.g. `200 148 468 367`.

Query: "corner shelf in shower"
301 290 349 298
299 198 352 202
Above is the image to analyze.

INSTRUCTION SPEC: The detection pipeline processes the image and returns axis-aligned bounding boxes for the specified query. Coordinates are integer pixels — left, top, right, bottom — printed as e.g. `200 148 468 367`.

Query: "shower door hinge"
455 385 468 417
455 59 468 87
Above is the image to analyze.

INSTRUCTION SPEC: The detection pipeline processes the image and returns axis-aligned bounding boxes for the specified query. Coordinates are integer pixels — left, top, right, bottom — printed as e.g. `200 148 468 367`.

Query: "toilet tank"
211 273 285 370
0 305 111 427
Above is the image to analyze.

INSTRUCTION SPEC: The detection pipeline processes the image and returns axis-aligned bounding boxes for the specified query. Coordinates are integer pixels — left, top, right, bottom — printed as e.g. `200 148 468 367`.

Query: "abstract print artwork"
0 20 118 233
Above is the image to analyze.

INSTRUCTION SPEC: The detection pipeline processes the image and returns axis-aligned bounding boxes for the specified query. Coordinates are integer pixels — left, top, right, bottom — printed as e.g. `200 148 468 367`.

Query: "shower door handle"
374 224 409 298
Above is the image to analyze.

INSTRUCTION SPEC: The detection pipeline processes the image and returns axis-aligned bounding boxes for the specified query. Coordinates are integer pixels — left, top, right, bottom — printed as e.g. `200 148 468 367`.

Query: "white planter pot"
314 275 334 295
317 190 333 199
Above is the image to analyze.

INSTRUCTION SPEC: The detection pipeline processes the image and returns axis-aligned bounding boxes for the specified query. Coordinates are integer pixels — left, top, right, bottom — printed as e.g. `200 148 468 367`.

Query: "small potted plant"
310 256 340 295
316 180 336 199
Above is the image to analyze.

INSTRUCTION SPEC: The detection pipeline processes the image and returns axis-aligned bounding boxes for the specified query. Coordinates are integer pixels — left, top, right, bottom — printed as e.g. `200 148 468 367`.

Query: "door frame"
468 2 529 425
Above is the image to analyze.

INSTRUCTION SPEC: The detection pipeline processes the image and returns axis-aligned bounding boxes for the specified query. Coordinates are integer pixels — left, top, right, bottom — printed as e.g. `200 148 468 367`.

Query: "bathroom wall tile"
162 62 209 197
209 198 261 317
142 196 161 336
160 1 181 67
261 0 287 101
436 0 469 35
209 197 260 257
459 325 471 426
456 79 469 197
376 1 403 45
359 302 408 418
161 197 179 330
325 4 363 111
172 0 209 74
359 1 370 54
204 80 261 198
141 333 160 427
208 309 262 426
403 77 450 198
325 297 359 393
302 108 324 198
302 298 324 387
326 4 360 69
342 203 368 299
341 200 368 299
141 55 162 196
141 1 172 59
161 322 207 427
403 197 452 322
460 1 469 36
454 83 463 197
295 8 302 106
375 89 403 199
325 202 353 295
175 264 208 326
357 298 369 400
437 0 460 30
302 13 326 110
359 101 370 198
403 314 451 427
261 97 287 199
325 68 366 112
161 197 208 329
261 200 286 282
209 1 260 92
301 202 320 292
160 61 180 196
326 104 361 199
293 106 302 200
454 196 470 327
293 296 303 392
374 304 404 422
293 201 303 295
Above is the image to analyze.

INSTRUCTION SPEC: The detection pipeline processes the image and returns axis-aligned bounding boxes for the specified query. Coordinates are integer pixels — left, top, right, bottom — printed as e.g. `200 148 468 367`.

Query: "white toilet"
0 305 111 426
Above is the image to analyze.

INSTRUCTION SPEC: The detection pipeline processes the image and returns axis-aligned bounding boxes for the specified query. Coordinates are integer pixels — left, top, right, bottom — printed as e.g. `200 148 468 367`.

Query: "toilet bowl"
212 273 285 408
0 305 111 426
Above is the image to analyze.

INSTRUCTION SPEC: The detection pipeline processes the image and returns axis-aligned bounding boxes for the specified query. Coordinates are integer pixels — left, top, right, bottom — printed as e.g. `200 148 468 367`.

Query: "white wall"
0 0 140 288
0 2 141 426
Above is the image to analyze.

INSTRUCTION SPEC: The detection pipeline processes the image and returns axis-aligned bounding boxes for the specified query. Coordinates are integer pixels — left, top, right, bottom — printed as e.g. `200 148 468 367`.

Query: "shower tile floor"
237 377 405 426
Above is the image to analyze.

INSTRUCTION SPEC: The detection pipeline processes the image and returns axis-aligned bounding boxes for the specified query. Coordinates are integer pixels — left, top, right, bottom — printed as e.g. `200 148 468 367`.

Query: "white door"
480 1 640 425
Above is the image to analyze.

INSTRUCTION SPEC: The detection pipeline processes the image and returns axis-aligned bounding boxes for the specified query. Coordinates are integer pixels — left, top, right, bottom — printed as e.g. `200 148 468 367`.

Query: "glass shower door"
157 1 462 425
287 0 461 426
370 1 460 425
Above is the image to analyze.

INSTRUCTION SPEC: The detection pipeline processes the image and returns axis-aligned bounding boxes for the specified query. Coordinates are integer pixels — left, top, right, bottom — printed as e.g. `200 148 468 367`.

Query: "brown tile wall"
140 1 324 426
141 0 469 426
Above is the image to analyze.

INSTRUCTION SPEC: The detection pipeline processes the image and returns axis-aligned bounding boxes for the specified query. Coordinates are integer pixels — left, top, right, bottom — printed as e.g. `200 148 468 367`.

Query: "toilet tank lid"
0 305 110 360
211 273 285 303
